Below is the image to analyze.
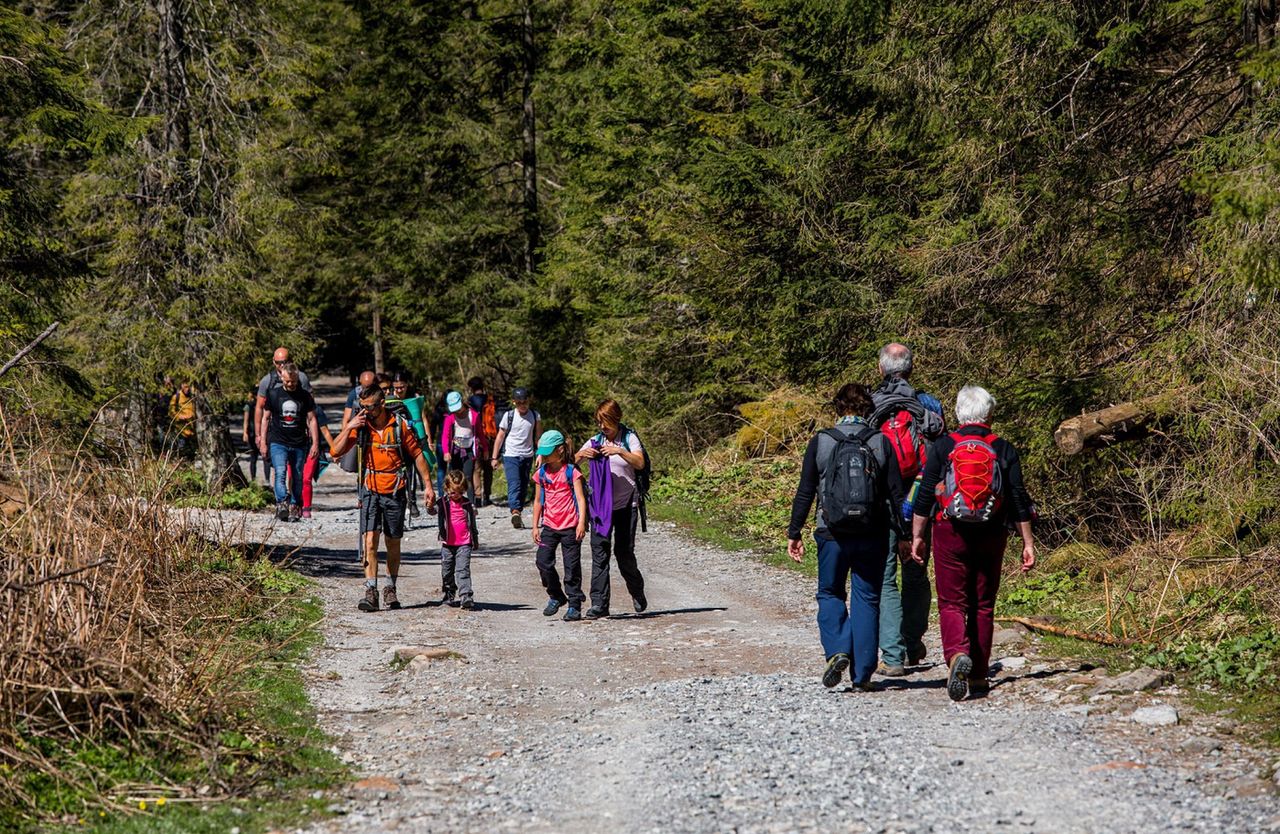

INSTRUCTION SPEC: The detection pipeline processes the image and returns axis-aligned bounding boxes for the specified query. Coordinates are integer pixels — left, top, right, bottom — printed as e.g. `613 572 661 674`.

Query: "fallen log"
995 615 1139 647
1054 389 1189 455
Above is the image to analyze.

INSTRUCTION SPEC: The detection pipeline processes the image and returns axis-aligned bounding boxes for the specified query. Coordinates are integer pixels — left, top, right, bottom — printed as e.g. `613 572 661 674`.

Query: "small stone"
353 776 400 792
393 646 457 663
998 656 1028 671
992 628 1026 647
1095 667 1173 694
1179 737 1222 755
1131 705 1179 726
1228 776 1277 798
487 750 505 759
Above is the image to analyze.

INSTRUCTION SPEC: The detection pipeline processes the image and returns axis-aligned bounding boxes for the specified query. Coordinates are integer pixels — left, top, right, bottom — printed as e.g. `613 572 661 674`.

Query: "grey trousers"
441 544 473 601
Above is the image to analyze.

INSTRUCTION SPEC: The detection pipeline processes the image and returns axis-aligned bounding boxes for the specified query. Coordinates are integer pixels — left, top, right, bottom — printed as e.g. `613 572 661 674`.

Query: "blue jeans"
503 455 534 511
269 443 306 506
816 532 887 685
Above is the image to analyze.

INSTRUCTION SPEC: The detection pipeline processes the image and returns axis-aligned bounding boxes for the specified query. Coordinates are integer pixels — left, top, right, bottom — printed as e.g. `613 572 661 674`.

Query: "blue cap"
536 430 565 457
446 391 463 413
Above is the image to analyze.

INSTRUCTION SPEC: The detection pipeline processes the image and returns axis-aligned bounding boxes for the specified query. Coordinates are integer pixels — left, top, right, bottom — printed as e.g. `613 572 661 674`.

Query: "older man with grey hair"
870 342 945 677
910 384 1036 701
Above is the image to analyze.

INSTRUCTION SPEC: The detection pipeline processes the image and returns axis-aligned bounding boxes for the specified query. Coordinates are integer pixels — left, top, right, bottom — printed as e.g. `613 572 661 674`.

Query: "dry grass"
0 401 314 820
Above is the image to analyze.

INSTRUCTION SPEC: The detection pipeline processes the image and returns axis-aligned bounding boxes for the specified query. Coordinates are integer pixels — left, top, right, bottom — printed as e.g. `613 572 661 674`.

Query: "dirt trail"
209 379 1280 834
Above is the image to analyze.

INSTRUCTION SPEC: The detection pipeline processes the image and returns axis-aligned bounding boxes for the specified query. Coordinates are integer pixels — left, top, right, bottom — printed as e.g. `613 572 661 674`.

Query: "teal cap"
446 391 463 413
536 429 565 456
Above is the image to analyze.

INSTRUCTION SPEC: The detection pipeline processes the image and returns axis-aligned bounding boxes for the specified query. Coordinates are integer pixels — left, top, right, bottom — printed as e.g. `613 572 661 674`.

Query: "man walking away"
257 364 319 522
330 383 437 612
491 387 541 528
872 342 945 677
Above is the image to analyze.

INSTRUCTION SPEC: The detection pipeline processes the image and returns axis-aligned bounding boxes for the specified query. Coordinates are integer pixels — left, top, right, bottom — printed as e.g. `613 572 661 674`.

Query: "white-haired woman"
910 385 1035 701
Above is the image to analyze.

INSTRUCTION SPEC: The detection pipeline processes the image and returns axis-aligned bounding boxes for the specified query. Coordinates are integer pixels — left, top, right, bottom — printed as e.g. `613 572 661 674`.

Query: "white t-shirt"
577 430 644 511
500 408 540 458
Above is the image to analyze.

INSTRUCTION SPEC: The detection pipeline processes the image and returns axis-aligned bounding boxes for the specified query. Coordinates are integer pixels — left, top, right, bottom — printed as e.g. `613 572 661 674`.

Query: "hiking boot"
947 654 973 702
968 678 991 698
460 597 474 610
542 598 564 617
440 592 455 607
358 586 379 612
583 606 609 620
822 653 850 688
301 507 312 519
851 679 882 693
633 594 648 614
288 504 301 522
382 585 401 610
908 643 928 666
878 662 908 677
408 501 420 518
563 606 582 622
510 511 523 529
276 502 289 521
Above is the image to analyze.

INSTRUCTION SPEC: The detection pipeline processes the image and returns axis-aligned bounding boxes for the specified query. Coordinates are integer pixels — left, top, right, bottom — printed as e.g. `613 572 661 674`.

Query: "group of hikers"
787 342 1036 702
245 347 649 624
245 340 1037 703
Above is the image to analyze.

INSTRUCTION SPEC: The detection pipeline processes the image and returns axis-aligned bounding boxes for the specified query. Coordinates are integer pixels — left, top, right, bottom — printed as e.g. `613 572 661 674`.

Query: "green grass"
15 560 343 834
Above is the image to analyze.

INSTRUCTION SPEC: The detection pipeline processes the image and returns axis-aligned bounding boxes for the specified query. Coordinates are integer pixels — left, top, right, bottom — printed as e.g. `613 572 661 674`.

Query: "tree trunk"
194 387 247 490
520 2 539 275
1054 390 1189 456
372 306 385 373
155 0 191 164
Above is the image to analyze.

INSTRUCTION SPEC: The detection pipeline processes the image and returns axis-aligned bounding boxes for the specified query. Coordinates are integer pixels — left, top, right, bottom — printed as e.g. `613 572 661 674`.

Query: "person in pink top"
442 390 487 505
437 470 480 610
531 430 588 621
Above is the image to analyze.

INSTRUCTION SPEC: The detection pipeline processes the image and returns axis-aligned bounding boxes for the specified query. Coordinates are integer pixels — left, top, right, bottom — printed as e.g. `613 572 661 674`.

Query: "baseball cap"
536 430 565 457
512 387 530 401
446 391 463 413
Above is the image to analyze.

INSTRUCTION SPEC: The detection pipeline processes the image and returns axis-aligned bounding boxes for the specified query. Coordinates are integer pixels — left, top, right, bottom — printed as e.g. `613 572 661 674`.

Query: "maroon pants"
933 520 1007 677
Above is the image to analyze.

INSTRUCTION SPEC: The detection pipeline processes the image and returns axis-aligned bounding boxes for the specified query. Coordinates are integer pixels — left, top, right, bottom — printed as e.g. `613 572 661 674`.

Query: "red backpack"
936 429 1003 523
880 409 927 482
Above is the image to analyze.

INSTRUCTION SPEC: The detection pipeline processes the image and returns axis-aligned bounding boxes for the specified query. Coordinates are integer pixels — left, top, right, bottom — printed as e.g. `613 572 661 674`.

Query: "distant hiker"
253 347 313 447
437 470 480 610
429 392 451 500
871 342 946 677
491 387 541 528
787 383 908 691
575 399 648 619
242 387 270 484
442 390 486 505
532 430 587 621
301 401 337 519
257 364 319 522
391 373 429 443
468 376 498 506
343 370 377 427
911 385 1035 701
167 381 197 459
330 383 437 612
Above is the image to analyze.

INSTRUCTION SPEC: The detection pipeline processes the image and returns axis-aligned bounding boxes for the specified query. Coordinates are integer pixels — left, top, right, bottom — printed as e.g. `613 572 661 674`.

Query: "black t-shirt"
265 387 315 448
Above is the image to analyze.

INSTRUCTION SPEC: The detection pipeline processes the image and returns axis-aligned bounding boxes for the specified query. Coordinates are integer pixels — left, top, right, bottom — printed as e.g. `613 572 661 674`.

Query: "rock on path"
204 379 1280 834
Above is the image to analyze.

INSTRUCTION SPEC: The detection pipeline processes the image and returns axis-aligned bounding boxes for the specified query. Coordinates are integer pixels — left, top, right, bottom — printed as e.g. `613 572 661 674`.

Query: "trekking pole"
355 433 365 565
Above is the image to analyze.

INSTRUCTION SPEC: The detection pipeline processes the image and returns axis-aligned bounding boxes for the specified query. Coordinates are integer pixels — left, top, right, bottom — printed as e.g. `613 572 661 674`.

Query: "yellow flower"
138 800 148 811
156 797 167 808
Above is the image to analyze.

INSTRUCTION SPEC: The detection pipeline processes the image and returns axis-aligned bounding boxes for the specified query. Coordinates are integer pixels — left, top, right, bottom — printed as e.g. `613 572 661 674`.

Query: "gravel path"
208 381 1280 834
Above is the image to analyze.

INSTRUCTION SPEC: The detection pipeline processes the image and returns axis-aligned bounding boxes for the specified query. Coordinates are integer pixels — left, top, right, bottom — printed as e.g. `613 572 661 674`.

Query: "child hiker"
531 430 588 621
438 470 480 610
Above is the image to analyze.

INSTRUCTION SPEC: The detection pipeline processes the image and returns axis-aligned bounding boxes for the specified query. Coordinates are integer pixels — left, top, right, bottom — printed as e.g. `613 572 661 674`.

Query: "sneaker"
968 678 991 697
563 607 582 622
822 653 850 688
510 511 523 529
947 653 973 702
460 598 474 610
908 643 928 665
878 662 908 677
542 598 564 617
358 586 379 612
632 594 648 614
288 504 301 522
583 606 609 620
383 585 401 610
276 502 289 521
301 508 312 519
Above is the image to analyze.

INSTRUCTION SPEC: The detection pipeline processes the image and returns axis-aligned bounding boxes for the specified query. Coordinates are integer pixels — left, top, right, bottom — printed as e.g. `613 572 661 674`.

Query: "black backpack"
820 426 880 534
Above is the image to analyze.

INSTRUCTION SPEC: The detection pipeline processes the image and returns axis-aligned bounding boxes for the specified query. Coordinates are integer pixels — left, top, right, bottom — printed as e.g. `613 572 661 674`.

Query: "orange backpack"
481 397 498 439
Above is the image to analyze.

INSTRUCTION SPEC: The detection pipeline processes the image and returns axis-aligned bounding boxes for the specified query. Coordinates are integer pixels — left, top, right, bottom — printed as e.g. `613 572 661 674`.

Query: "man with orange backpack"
870 343 945 677
468 376 498 507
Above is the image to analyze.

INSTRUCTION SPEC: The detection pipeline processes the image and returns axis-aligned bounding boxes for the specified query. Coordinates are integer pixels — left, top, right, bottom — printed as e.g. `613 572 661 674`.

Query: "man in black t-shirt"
257 363 319 522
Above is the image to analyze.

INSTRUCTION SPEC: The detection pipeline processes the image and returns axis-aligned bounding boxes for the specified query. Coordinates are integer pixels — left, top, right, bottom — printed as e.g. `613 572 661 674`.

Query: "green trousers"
878 528 932 666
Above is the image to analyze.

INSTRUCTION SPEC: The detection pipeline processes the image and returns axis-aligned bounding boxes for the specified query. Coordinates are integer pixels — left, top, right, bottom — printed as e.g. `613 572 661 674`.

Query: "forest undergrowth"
0 403 341 831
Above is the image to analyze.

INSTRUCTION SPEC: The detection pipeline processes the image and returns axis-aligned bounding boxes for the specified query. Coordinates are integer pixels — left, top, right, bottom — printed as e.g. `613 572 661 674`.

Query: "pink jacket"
443 409 487 458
